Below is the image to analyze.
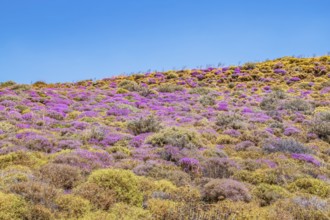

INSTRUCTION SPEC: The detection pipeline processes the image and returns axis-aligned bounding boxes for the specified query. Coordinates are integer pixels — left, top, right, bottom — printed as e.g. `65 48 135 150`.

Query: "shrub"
10 181 59 208
108 203 152 220
272 196 330 220
199 95 216 106
202 158 237 178
260 97 279 111
26 204 53 220
253 183 289 206
189 87 212 95
40 163 82 189
215 112 245 129
0 192 28 220
127 115 162 135
147 127 203 149
55 194 91 219
88 169 143 206
311 111 330 143
147 198 177 220
262 138 311 154
74 182 116 210
157 84 183 93
202 179 251 203
118 80 140 91
282 99 313 113
287 177 330 198
57 139 82 150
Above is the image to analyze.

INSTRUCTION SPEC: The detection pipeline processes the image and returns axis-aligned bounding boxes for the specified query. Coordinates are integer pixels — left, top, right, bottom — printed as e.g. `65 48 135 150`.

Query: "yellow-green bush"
88 169 143 206
147 127 204 149
270 196 330 220
147 198 177 219
287 177 330 198
0 192 28 220
55 194 91 219
107 203 152 220
253 183 290 206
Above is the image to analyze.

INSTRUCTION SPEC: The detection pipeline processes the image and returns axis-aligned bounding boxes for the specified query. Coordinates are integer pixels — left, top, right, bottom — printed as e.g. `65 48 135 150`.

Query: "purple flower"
274 69 287 75
291 153 321 166
217 102 228 111
283 126 300 136
179 157 201 174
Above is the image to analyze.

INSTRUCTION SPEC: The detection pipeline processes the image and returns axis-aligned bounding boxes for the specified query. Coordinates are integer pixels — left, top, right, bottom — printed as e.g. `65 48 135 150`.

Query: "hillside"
0 56 329 219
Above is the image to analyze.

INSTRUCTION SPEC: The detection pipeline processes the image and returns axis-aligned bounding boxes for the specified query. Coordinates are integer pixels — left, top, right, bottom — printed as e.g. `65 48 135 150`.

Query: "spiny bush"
287 177 330 198
202 158 238 179
74 182 116 210
262 138 311 154
147 127 204 149
40 163 83 189
127 115 162 135
87 168 143 206
0 192 28 220
10 181 59 208
311 111 330 143
202 178 251 203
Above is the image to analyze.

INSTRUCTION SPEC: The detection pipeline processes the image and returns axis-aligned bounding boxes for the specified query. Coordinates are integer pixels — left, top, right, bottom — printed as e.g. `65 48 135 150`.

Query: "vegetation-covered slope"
0 56 329 219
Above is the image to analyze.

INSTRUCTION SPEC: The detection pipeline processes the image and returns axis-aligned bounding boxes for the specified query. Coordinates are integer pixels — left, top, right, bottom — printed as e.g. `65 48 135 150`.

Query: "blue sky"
0 0 329 83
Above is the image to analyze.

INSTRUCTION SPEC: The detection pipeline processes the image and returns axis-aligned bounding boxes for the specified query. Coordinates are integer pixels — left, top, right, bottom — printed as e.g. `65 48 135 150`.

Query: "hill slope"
0 56 329 219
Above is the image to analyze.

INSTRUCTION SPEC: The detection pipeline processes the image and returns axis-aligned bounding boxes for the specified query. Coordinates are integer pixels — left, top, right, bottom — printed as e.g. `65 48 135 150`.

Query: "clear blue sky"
1 0 329 83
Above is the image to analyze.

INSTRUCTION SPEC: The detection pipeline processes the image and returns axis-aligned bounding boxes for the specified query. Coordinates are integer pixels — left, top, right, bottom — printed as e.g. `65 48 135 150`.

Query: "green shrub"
55 194 91 219
0 192 28 220
272 196 330 220
260 97 279 111
26 204 54 220
189 87 212 95
147 127 203 149
88 169 143 206
282 99 313 113
127 115 162 135
157 84 183 93
288 178 330 198
253 184 289 206
118 80 140 91
108 203 152 220
311 111 330 143
199 95 216 106
215 112 246 129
